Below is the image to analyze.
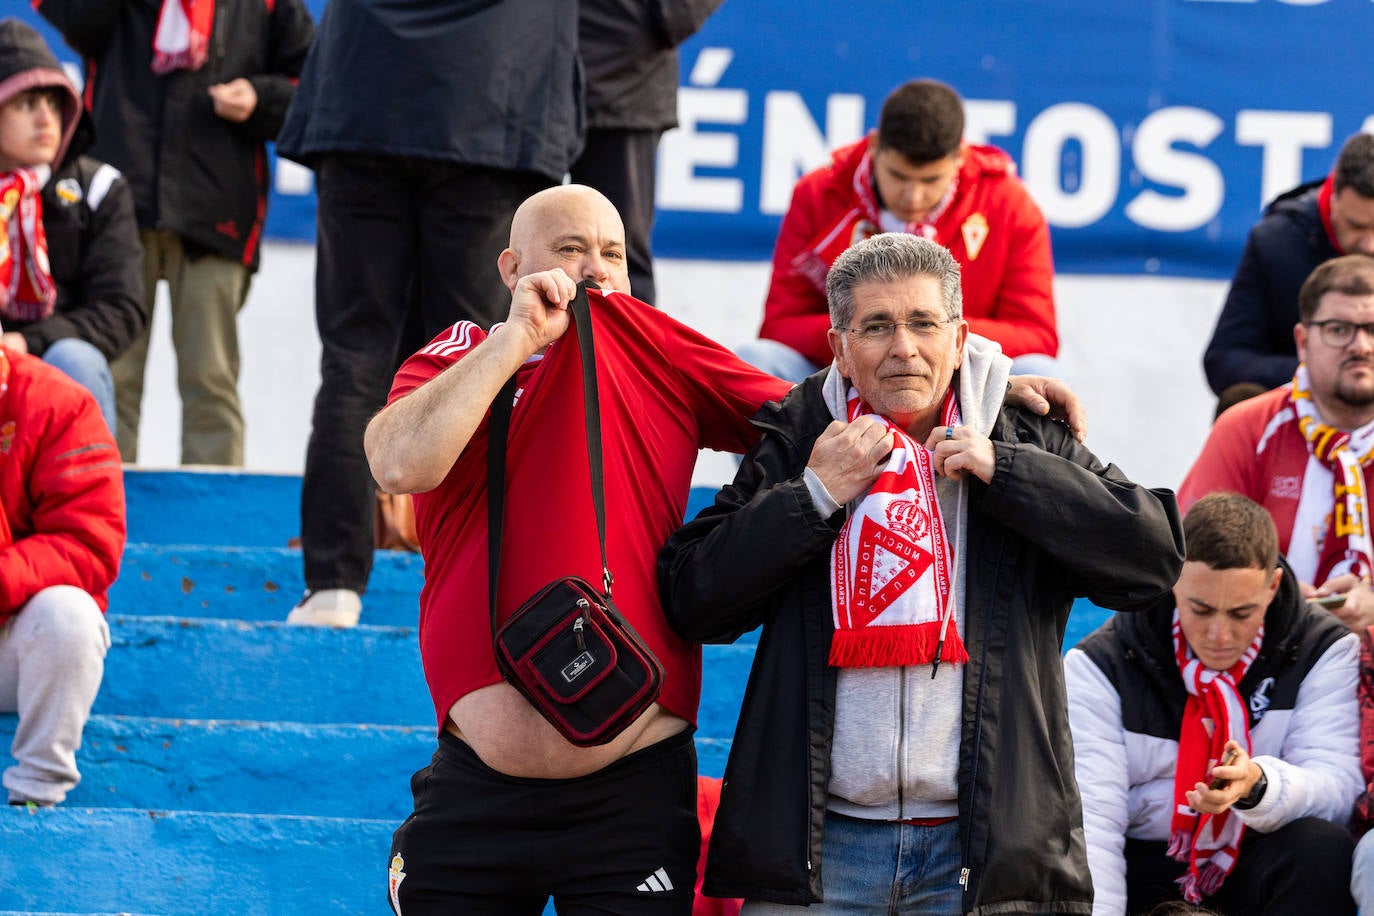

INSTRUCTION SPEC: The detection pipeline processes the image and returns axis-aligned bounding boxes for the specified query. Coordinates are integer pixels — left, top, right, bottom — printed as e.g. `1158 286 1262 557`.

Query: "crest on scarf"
846 500 937 628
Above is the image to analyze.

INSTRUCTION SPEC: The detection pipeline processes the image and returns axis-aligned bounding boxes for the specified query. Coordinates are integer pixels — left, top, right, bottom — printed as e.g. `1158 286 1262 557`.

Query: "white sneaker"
286 589 362 628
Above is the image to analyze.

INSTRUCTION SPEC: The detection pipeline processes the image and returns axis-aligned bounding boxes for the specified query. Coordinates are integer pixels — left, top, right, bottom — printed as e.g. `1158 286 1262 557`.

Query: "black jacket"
1203 180 1336 395
580 0 723 131
276 0 582 180
21 115 146 362
37 0 315 272
658 370 1185 913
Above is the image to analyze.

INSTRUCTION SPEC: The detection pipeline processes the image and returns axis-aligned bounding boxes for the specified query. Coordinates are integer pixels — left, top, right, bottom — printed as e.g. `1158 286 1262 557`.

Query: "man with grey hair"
659 233 1184 914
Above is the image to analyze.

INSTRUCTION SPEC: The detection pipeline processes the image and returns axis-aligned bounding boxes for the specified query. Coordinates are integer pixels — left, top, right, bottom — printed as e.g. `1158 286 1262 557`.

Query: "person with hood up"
0 20 143 436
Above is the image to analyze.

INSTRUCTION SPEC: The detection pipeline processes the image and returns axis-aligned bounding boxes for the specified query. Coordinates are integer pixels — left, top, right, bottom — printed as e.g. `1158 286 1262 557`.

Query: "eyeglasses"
838 317 954 344
1306 318 1374 348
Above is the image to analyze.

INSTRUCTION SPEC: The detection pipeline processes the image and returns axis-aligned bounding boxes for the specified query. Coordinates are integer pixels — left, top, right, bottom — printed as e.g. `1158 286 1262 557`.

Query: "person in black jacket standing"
36 0 314 465
1203 133 1374 410
572 0 723 306
0 21 143 436
658 234 1184 914
276 0 582 627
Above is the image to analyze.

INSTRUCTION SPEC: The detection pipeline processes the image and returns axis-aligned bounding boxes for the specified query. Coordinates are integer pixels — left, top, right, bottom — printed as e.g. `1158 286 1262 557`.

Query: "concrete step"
110 544 423 626
123 466 722 548
94 615 756 738
0 806 396 914
0 715 733 819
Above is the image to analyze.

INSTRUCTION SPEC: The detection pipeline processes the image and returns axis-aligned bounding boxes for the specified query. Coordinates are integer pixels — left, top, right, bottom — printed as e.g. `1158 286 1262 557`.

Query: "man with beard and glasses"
1181 254 1374 632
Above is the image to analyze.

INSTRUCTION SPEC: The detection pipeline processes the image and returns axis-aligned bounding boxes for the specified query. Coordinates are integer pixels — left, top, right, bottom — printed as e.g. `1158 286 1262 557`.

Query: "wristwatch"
1233 765 1268 810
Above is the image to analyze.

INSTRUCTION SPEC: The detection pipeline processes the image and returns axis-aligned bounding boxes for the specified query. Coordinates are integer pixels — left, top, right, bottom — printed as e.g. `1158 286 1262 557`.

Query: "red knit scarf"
829 386 967 670
1291 365 1374 585
1168 609 1262 904
0 169 55 322
790 146 958 294
152 0 214 74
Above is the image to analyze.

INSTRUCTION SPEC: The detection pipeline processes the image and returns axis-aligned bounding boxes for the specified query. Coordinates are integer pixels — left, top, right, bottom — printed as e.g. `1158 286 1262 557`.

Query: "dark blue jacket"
1204 180 1338 395
276 0 582 181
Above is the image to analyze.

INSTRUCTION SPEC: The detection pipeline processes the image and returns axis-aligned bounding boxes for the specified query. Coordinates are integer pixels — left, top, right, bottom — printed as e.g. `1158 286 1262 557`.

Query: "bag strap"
486 281 610 637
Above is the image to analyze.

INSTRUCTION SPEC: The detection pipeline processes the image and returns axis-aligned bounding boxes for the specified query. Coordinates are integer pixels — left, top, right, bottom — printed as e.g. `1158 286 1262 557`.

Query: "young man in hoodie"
739 79 1058 383
658 233 1182 913
0 21 144 436
1066 492 1360 915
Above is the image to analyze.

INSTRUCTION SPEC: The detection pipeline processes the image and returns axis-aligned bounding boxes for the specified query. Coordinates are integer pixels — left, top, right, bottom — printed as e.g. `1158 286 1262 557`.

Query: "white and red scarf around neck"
152 0 214 74
1167 609 1263 904
829 386 967 669
0 169 56 322
1291 365 1374 585
790 146 959 294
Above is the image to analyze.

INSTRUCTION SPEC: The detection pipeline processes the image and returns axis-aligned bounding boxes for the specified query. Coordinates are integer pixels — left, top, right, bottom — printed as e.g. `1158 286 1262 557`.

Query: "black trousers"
569 128 663 306
388 728 699 915
1124 817 1356 915
301 153 551 594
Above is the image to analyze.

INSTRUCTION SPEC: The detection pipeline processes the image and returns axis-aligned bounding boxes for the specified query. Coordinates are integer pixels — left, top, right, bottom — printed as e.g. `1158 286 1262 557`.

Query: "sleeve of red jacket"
965 181 1059 359
757 178 836 367
0 378 125 615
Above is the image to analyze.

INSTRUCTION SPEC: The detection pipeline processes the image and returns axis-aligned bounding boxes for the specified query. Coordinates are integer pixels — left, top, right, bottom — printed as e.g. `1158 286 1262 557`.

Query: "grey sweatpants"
0 586 110 805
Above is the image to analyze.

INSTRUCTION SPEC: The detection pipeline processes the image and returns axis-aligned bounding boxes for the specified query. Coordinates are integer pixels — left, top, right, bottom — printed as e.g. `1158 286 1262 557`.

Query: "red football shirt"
389 289 791 729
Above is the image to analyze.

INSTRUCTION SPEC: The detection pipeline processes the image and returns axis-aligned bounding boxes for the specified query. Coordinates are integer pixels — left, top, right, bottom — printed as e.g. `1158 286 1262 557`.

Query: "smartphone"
1313 592 1348 609
1207 747 1241 790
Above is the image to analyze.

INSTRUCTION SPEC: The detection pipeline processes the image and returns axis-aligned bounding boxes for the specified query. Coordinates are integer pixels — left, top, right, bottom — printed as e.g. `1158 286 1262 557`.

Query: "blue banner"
17 0 1372 278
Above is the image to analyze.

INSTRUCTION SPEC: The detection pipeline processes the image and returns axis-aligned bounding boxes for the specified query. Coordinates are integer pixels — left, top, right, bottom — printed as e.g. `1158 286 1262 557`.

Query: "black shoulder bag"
486 281 664 747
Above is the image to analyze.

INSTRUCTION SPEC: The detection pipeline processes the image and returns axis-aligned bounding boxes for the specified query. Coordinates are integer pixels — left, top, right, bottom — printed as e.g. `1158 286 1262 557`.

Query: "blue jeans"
44 338 116 436
742 811 962 915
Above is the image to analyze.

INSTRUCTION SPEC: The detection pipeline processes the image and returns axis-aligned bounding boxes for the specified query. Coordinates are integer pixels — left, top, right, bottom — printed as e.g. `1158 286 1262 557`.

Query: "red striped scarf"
1168 609 1263 904
829 386 967 669
152 0 214 74
0 169 55 322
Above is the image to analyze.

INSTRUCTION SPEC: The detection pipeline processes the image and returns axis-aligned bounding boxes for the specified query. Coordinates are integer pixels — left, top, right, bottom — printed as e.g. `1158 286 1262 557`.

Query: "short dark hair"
1333 133 1374 199
876 79 964 165
1298 254 1374 322
1183 493 1277 572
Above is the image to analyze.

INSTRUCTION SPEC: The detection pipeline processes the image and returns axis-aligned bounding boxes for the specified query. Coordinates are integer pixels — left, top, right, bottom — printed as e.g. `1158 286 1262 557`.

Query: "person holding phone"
1066 493 1361 916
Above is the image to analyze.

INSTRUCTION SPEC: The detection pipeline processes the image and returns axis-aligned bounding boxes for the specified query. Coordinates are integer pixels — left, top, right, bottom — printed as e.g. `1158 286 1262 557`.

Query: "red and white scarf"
790 146 958 294
1291 365 1374 585
0 169 55 322
829 386 967 669
1168 609 1263 904
152 0 214 74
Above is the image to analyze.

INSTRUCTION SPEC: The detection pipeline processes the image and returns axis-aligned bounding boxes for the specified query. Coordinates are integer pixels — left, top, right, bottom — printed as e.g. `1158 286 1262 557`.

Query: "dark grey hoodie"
0 19 80 169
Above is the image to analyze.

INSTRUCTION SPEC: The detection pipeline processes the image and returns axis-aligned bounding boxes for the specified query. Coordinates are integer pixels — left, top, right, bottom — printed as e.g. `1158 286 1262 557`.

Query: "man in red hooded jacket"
739 79 1058 383
0 343 124 806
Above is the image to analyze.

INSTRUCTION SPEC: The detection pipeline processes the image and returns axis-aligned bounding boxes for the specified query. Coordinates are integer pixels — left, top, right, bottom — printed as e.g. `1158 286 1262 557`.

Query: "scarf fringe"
1176 863 1227 905
1166 829 1192 862
828 622 970 669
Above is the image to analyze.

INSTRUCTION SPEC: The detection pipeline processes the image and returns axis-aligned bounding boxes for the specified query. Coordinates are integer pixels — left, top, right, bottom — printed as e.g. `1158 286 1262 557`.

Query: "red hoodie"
0 348 124 623
760 137 1058 364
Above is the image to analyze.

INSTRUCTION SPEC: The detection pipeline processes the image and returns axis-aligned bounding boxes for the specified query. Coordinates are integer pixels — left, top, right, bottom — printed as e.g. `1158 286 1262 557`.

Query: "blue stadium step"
110 544 423 625
123 467 726 548
0 715 733 819
0 806 396 915
93 615 755 738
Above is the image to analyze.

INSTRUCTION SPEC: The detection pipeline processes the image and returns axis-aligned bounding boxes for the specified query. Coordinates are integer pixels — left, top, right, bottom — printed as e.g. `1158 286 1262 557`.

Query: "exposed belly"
447 681 688 778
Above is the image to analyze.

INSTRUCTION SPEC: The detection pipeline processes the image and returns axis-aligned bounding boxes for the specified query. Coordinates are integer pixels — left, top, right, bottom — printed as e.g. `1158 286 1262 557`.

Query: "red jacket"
0 348 124 623
759 137 1058 364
